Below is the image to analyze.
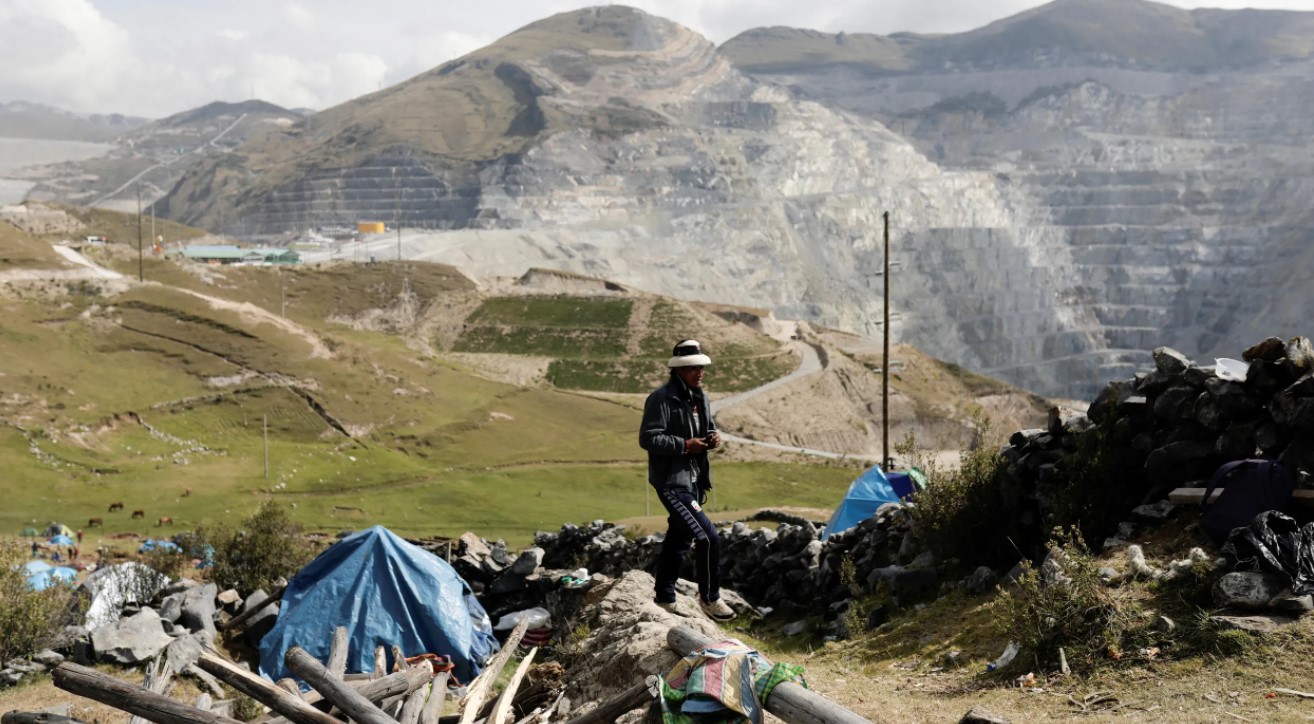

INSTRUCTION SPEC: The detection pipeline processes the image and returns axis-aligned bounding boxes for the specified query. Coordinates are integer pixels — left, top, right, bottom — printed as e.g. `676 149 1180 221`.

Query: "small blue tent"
259 526 497 685
823 465 919 541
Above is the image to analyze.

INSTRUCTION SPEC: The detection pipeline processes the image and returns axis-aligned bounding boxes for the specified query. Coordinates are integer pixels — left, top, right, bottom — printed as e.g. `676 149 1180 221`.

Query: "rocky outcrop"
160 7 1107 399
723 2 1314 398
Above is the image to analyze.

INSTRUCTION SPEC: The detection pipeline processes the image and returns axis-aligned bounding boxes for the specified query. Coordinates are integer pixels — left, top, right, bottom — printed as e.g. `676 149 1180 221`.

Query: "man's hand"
684 437 709 454
706 431 721 450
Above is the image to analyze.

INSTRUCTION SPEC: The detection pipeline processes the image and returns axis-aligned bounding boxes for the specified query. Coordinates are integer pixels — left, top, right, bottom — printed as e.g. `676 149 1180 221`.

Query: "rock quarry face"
161 1 1314 399
722 0 1314 397
160 6 1104 398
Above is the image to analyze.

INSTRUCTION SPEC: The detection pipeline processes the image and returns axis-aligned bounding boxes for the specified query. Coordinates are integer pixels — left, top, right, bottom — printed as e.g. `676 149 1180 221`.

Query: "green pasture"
0 274 854 546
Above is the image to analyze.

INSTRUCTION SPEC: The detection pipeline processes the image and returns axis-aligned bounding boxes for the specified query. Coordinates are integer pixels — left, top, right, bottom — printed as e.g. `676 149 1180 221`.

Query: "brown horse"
108 502 124 512
157 516 173 527
182 488 192 497
87 517 103 528
131 509 144 519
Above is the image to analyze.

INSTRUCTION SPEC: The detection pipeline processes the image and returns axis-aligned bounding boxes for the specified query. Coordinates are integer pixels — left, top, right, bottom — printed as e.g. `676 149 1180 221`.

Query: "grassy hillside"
453 296 797 393
0 214 855 546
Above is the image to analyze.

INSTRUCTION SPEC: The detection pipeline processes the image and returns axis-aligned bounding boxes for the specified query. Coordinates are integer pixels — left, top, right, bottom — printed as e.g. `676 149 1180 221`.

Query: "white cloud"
6 0 1314 117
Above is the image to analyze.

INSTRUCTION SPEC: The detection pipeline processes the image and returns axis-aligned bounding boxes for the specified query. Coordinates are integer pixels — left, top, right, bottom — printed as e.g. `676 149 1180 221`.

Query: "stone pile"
0 577 273 696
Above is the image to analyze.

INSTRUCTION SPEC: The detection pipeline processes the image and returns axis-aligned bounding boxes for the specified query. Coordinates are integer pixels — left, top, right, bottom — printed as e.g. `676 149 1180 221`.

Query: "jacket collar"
666 373 698 402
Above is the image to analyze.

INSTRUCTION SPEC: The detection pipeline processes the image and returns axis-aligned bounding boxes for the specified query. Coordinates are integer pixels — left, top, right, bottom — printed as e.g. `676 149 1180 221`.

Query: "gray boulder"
180 582 218 643
965 566 998 595
510 547 545 576
1213 572 1287 609
91 609 173 665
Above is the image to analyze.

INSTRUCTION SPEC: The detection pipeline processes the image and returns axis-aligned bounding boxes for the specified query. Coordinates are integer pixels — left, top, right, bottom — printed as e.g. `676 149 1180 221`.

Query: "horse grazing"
87 517 103 528
182 488 192 497
131 509 144 519
108 502 124 512
157 516 173 527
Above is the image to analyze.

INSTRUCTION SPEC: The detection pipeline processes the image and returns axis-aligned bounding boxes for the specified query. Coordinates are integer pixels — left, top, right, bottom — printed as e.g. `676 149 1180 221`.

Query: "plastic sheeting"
259 526 497 685
1222 510 1314 596
82 562 171 630
821 465 902 541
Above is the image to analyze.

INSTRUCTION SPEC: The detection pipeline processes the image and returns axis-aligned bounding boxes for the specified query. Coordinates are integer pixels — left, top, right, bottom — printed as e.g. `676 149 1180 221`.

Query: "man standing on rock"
639 339 735 621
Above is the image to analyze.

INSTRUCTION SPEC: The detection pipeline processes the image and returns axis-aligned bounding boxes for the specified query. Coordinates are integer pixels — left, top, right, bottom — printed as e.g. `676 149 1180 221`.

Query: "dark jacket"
639 374 716 492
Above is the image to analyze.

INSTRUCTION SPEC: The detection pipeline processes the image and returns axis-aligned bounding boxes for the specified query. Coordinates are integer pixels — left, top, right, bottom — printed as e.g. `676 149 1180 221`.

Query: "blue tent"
139 539 182 553
821 466 903 541
28 566 77 591
259 526 497 685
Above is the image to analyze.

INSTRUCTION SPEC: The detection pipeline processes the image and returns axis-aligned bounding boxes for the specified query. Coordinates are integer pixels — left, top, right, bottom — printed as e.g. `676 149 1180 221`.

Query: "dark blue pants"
653 487 721 604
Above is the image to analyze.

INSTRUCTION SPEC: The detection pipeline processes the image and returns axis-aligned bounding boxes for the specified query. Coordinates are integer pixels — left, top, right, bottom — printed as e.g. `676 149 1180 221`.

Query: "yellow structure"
357 222 386 234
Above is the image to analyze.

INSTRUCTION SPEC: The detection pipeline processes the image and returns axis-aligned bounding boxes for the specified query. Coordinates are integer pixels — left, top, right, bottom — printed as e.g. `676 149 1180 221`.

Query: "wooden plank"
418 671 450 724
220 586 285 632
325 627 350 679
372 646 387 680
1169 488 1314 506
668 626 872 724
51 663 242 724
490 647 538 724
196 652 339 724
459 617 530 724
286 646 394 724
129 653 174 724
392 644 408 673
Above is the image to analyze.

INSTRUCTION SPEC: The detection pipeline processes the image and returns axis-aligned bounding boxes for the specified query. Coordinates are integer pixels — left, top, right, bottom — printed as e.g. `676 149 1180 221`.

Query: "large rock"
239 589 280 646
180 582 218 643
91 609 174 665
1213 572 1287 609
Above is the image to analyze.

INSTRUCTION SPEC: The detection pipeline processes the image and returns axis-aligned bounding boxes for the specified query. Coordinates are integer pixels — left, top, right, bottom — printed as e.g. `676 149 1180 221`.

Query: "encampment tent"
259 526 498 685
43 523 74 539
821 466 927 541
821 466 900 541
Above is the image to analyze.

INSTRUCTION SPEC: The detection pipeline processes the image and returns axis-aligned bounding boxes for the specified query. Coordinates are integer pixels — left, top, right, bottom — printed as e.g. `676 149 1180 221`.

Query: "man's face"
674 365 704 389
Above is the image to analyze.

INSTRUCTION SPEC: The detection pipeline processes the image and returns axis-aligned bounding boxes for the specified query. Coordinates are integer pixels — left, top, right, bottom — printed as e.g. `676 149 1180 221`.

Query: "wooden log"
196 652 339 724
221 586 285 632
51 663 242 724
373 645 387 680
459 617 530 724
286 646 394 724
560 681 652 724
325 627 349 679
276 679 304 699
490 647 538 724
418 672 450 724
2 713 89 724
129 653 175 724
258 664 431 724
399 683 430 724
667 626 872 724
392 645 408 673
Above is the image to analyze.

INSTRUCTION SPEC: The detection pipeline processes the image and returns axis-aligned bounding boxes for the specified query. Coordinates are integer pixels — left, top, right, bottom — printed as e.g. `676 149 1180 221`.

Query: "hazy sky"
4 0 1314 118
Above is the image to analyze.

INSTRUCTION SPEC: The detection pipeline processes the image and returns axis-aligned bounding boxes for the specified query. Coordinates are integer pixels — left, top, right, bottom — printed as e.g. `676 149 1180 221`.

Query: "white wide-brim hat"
668 339 712 368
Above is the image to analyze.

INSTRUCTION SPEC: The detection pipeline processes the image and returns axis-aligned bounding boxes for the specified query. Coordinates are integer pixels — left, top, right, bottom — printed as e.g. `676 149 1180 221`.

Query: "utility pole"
882 211 891 472
136 183 144 282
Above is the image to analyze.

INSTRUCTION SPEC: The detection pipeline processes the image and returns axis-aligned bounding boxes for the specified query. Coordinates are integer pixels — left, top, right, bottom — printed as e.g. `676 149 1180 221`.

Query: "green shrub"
197 502 315 594
991 529 1150 674
909 414 1033 569
1047 419 1141 548
0 543 84 662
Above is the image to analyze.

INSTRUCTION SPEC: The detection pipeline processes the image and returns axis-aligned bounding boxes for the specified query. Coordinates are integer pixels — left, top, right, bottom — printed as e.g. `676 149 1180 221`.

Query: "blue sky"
4 0 1314 118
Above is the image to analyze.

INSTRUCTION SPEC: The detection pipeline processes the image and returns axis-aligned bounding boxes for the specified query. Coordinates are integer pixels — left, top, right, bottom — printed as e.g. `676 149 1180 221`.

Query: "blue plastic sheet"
259 526 497 685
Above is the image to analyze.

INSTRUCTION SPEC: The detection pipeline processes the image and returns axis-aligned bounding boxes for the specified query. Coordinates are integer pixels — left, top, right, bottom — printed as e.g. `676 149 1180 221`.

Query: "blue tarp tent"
821 465 902 541
259 526 498 685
